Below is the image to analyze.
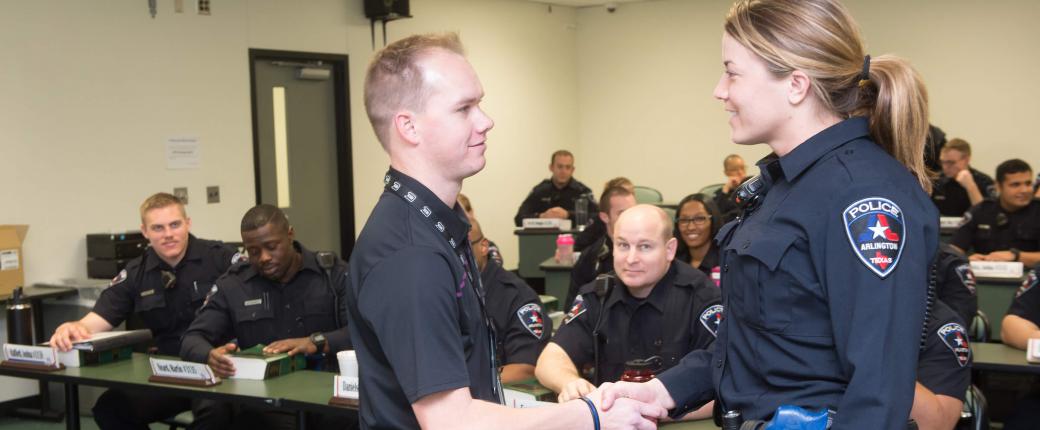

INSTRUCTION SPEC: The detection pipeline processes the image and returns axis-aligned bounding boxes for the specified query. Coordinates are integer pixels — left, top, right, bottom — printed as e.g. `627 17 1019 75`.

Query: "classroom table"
515 228 578 279
539 257 574 305
974 274 1026 341
972 342 1040 375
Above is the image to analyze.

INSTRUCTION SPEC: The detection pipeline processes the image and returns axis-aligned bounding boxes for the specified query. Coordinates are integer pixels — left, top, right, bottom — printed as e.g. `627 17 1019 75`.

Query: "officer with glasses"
674 194 723 283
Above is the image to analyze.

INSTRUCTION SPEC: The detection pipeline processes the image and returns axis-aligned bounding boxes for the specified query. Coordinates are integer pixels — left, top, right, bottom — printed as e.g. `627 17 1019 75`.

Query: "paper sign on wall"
166 136 200 169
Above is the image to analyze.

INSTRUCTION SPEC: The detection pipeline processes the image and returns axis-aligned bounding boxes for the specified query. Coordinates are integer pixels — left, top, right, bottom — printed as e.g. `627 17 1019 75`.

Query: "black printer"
86 232 148 279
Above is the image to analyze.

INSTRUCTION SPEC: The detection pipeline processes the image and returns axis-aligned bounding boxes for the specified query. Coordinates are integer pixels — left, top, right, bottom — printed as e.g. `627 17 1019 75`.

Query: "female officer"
674 193 722 282
601 0 938 428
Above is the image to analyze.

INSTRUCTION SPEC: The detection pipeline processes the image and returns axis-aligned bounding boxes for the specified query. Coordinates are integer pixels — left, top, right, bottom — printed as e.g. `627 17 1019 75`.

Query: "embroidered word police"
516 303 545 338
698 304 724 338
937 322 971 367
843 197 906 277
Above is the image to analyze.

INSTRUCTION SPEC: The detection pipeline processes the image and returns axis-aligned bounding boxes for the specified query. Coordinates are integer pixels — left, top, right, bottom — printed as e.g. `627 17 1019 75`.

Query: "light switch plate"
206 186 220 204
173 187 189 204
197 0 211 15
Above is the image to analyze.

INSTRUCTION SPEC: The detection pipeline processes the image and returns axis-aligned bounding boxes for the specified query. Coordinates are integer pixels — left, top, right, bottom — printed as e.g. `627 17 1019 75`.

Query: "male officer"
470 217 551 383
180 204 350 429
996 264 1040 429
712 154 751 223
950 159 1040 266
514 150 598 227
536 205 720 409
932 243 978 325
911 299 972 430
930 138 996 216
49 192 238 430
566 185 637 308
348 33 663 430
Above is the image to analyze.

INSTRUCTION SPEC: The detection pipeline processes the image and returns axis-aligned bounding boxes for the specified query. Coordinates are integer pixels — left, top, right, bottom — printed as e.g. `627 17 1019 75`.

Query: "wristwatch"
1011 248 1021 262
309 332 327 352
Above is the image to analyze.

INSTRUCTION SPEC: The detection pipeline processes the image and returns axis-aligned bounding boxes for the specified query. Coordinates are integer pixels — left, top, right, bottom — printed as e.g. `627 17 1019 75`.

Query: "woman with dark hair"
673 193 721 285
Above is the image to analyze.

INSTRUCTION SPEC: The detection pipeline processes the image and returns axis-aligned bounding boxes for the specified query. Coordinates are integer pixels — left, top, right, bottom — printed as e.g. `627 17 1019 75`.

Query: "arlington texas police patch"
515 303 545 339
937 322 971 367
699 304 724 338
843 197 906 278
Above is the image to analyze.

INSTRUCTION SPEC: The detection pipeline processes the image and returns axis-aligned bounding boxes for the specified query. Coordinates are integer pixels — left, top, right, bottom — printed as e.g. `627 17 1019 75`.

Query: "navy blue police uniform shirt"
347 168 497 430
481 260 551 367
1007 264 1040 325
917 299 972 402
656 117 939 429
553 262 721 384
513 178 597 227
93 235 239 356
566 235 614 309
179 242 351 364
950 198 1040 255
931 169 996 217
933 243 978 325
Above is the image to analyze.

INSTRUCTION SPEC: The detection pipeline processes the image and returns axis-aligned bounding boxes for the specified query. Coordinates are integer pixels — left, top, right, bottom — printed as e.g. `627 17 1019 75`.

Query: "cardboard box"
0 225 29 296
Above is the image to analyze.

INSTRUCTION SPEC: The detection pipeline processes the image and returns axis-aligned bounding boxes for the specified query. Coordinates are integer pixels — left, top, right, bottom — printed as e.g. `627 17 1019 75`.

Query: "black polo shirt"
950 199 1040 254
482 260 550 366
553 261 720 383
179 242 350 364
931 169 996 217
93 235 238 356
917 300 971 401
347 168 497 430
513 178 597 226
1007 264 1040 325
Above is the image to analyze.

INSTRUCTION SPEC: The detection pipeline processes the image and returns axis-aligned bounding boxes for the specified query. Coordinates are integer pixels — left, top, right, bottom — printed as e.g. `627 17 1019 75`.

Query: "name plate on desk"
148 357 219 386
2 344 61 371
1028 339 1040 364
328 375 361 408
521 218 571 230
940 216 964 229
970 261 1024 279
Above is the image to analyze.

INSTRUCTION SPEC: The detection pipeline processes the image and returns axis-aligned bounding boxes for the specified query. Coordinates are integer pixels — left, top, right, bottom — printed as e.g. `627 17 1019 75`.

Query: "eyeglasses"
677 216 710 226
470 235 486 246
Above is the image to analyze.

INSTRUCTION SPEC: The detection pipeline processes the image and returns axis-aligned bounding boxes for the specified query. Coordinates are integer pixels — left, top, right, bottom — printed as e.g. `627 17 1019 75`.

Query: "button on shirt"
347 168 496 430
950 199 1040 254
553 262 720 383
514 178 597 226
482 260 551 366
93 235 238 356
931 169 996 217
657 117 938 429
179 242 351 364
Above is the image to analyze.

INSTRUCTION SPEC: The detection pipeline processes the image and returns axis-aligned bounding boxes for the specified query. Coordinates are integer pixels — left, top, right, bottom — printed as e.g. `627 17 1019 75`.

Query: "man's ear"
665 237 678 261
286 226 295 241
788 70 812 105
393 111 420 146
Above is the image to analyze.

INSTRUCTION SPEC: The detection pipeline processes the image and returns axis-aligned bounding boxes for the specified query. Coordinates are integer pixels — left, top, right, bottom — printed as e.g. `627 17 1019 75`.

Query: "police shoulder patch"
937 322 971 367
110 269 128 287
699 304 724 338
955 263 977 295
231 251 247 265
842 197 906 278
516 303 545 339
1017 270 1039 298
563 295 586 325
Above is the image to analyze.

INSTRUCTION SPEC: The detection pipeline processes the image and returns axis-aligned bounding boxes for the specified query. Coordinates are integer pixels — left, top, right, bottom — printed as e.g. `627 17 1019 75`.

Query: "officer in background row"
950 158 1040 266
933 243 978 325
911 299 973 430
458 193 503 266
469 217 552 383
536 205 720 419
49 192 239 430
712 154 751 223
514 150 598 227
996 264 1040 430
575 177 634 253
181 204 351 429
567 185 637 308
931 138 996 217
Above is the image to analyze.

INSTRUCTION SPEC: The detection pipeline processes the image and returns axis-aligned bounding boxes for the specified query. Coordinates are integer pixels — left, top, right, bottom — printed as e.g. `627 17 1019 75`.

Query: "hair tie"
858 55 871 87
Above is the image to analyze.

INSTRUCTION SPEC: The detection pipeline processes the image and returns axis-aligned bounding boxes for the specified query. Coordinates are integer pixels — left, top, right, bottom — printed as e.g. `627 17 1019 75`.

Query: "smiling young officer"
950 158 1040 266
49 192 239 430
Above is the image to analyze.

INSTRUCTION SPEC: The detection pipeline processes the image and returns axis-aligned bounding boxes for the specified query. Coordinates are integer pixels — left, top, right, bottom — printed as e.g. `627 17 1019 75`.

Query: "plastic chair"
957 384 989 430
633 186 663 204
968 310 991 343
698 183 724 196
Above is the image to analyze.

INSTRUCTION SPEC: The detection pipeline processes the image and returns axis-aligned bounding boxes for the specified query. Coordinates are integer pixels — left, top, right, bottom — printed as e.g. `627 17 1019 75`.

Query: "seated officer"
457 193 503 266
911 299 972 430
575 177 634 252
180 204 351 429
933 243 978 325
566 185 637 309
712 154 751 223
997 264 1040 430
49 192 239 430
950 158 1040 266
513 149 597 227
931 138 996 217
535 205 721 413
469 217 551 383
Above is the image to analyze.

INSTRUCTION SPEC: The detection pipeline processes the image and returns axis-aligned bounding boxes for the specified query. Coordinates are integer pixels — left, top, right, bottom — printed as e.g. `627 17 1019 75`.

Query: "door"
249 50 355 259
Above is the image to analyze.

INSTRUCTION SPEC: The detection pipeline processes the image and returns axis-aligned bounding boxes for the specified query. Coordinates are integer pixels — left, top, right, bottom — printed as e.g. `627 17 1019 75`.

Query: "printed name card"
334 374 360 399
939 217 964 229
2 344 59 368
1028 339 1040 364
970 261 1024 279
149 357 219 386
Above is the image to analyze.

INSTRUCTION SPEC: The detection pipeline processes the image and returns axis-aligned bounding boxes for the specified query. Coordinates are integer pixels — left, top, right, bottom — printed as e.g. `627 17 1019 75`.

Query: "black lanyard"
383 172 504 403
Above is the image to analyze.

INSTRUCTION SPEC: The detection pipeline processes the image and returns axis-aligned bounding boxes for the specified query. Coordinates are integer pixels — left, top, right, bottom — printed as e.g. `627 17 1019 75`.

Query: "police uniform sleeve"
323 264 352 353
180 276 236 363
1008 268 1040 326
935 249 978 326
550 295 597 368
823 187 936 429
357 247 471 403
212 242 242 274
690 279 723 350
917 305 971 401
499 288 551 366
515 185 547 226
656 345 715 418
949 205 980 252
91 263 140 327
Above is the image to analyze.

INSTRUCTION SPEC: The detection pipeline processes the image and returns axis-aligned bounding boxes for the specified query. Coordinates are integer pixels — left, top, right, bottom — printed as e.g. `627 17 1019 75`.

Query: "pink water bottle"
555 234 575 264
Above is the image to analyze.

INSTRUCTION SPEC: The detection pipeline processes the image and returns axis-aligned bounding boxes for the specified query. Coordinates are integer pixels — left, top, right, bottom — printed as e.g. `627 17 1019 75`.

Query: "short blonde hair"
363 33 465 148
139 192 186 224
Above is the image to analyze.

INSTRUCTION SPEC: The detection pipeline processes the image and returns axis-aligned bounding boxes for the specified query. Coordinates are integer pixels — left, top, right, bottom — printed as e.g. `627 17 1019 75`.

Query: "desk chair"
633 186 663 204
957 384 988 430
698 183 724 196
968 310 991 343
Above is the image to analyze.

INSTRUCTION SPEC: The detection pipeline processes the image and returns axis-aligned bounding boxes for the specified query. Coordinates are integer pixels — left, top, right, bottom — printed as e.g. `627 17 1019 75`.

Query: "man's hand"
722 175 743 194
977 251 1014 262
598 379 677 412
968 253 986 261
207 343 238 378
263 337 318 356
558 378 596 402
540 207 569 219
585 387 668 430
954 169 974 187
49 321 93 352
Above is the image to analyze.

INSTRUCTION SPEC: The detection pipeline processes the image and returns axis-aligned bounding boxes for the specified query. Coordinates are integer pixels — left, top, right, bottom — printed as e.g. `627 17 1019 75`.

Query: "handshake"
564 379 680 430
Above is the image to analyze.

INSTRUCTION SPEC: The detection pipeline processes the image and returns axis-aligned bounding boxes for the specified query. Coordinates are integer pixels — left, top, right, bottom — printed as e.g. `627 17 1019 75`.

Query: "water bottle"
555 234 575 264
574 196 588 230
7 287 33 345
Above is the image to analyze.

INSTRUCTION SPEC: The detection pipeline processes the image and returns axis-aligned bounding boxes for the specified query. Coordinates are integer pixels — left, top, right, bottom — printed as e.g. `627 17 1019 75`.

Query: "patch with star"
516 303 545 338
563 295 586 325
110 269 128 286
1017 270 1039 298
937 322 971 367
699 304 724 338
954 263 977 295
842 197 906 278
231 251 247 265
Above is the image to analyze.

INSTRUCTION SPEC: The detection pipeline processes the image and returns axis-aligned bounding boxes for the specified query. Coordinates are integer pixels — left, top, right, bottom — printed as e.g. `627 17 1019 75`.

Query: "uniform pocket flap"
732 231 799 271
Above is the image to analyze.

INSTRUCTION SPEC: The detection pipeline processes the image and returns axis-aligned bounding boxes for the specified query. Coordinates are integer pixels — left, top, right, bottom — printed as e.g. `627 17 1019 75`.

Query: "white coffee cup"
337 350 358 377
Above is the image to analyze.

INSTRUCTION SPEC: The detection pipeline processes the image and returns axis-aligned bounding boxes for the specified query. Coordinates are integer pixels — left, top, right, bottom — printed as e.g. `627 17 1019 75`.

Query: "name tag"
970 261 1024 279
149 357 217 383
1028 339 1040 364
3 344 59 367
140 289 155 297
979 224 991 230
333 374 360 399
939 216 964 229
243 298 262 307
